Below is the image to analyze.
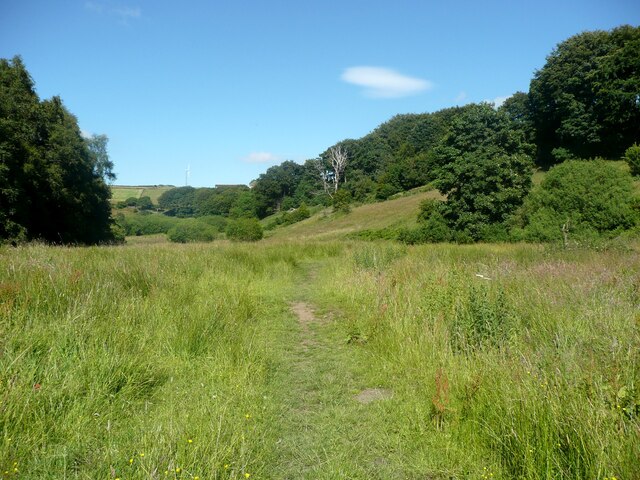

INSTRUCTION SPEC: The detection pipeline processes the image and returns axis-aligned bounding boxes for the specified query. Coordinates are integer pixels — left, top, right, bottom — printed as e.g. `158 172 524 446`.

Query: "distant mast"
185 164 190 186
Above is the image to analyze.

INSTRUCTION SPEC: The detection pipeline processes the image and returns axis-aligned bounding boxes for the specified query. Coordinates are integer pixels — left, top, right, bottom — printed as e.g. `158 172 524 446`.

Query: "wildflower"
176 467 181 473
129 458 134 465
139 453 145 457
245 413 251 419
224 464 230 469
245 474 251 478
188 439 193 444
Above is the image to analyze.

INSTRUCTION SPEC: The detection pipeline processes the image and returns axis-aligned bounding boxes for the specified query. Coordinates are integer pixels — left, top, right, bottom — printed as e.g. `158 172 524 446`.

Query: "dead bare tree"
314 146 348 198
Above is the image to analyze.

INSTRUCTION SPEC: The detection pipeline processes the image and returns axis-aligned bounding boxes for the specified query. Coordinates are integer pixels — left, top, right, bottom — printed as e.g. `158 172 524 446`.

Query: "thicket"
225 218 264 242
512 160 638 242
167 218 219 243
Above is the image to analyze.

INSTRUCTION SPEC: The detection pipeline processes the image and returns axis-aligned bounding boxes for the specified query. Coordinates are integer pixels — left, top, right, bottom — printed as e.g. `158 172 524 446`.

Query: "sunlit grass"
1 240 638 478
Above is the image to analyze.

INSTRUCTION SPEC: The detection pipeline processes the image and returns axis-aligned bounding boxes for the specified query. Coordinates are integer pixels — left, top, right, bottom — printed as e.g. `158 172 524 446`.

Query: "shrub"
624 143 640 176
167 219 217 243
332 190 352 213
515 159 638 242
225 218 263 242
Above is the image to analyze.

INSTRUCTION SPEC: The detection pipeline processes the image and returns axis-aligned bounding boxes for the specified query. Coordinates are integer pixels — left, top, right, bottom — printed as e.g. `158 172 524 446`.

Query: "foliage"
225 218 264 241
624 143 640 176
433 103 534 241
332 189 352 213
167 218 218 243
529 25 640 165
252 161 307 217
157 186 196 216
514 159 638 242
0 56 115 244
265 203 311 230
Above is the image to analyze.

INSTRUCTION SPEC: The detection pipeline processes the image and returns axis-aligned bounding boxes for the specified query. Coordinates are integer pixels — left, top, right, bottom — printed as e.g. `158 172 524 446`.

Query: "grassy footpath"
1 240 639 478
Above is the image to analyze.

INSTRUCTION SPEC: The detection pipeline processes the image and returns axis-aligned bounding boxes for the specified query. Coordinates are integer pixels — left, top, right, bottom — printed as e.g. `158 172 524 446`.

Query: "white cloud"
341 66 433 98
490 95 509 108
85 2 141 24
84 2 104 13
114 6 141 20
454 91 467 103
242 152 281 164
80 129 93 139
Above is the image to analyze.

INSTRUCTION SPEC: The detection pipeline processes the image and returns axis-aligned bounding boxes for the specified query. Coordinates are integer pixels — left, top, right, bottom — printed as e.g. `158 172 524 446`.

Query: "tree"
314 145 348 198
433 103 534 240
252 161 305 217
0 56 115 244
157 186 196 216
529 25 640 165
85 134 116 183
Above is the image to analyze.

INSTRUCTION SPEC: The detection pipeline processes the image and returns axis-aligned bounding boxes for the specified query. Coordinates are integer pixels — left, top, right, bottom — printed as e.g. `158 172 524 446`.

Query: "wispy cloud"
454 91 467 104
489 95 509 108
341 66 433 98
242 152 281 164
114 6 141 22
84 2 141 25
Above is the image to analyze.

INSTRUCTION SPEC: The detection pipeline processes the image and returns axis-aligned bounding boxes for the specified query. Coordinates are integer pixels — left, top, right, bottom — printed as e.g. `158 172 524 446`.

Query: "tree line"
1 25 639 244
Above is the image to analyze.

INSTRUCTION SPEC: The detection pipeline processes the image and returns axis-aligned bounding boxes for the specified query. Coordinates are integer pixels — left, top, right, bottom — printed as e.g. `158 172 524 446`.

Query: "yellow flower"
245 414 251 419
139 453 145 457
224 464 230 469
176 467 181 473
188 439 193 444
129 458 134 464
245 474 251 478
194 477 200 480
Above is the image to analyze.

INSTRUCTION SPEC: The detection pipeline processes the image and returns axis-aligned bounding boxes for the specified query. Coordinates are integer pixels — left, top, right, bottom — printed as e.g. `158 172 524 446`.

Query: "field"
1 239 638 479
111 186 175 205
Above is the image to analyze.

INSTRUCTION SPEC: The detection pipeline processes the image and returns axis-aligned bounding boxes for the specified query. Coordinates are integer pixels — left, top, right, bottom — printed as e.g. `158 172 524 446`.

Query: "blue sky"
1 1 638 187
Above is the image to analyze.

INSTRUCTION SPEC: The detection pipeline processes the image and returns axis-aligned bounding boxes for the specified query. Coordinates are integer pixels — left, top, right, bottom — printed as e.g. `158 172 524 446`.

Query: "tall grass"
0 242 337 478
312 242 640 478
1 240 638 478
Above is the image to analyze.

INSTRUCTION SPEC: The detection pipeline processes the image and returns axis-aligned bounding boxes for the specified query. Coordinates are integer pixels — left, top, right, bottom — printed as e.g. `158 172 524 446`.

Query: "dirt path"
263 272 400 479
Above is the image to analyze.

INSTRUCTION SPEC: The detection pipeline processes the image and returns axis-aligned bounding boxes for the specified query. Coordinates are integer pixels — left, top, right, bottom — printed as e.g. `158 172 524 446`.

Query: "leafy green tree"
252 161 305 217
514 159 638 241
157 186 196 216
0 56 114 244
85 134 115 183
433 103 534 240
529 25 640 164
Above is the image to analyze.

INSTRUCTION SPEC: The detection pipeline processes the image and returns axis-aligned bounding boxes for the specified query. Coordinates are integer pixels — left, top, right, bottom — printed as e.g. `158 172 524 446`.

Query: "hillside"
265 188 443 241
110 185 175 205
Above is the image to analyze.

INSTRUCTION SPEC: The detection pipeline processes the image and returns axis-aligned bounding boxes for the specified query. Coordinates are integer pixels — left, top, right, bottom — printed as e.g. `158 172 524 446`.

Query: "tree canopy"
529 25 640 164
0 56 115 244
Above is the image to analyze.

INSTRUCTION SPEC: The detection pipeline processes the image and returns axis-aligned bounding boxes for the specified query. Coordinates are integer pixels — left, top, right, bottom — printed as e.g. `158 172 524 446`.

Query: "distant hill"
110 185 175 205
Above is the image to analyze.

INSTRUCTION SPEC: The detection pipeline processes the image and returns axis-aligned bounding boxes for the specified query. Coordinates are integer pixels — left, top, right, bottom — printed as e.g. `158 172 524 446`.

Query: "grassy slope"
111 185 175 204
265 189 443 241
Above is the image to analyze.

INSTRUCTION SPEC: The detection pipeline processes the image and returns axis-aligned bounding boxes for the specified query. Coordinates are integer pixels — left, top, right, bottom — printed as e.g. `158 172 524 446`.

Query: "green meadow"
1 239 638 479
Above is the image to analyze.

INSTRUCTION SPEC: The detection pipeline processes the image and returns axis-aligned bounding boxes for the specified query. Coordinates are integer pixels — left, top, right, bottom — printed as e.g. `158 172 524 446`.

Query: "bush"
167 219 218 243
225 218 263 242
197 215 228 232
332 190 352 213
515 159 638 242
624 143 640 176
265 204 311 230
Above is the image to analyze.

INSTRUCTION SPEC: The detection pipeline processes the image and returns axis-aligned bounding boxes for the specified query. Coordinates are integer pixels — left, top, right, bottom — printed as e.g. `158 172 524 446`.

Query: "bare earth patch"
354 387 393 404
